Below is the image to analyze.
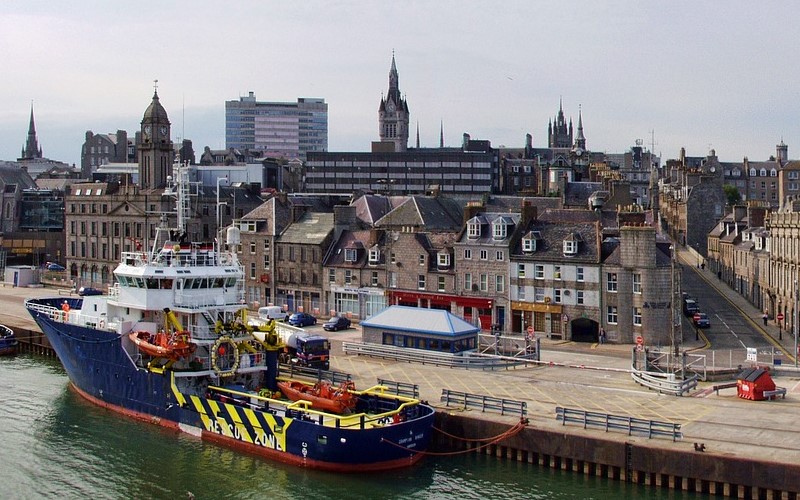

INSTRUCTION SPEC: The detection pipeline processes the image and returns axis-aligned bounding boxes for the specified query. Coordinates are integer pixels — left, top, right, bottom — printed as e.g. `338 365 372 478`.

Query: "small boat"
278 379 358 414
128 330 196 360
0 325 17 356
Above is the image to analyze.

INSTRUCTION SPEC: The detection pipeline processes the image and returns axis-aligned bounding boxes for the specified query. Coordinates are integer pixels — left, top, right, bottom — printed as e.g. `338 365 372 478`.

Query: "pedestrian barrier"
555 406 682 441
377 378 419 398
440 389 527 417
280 363 351 386
342 341 530 370
631 367 699 396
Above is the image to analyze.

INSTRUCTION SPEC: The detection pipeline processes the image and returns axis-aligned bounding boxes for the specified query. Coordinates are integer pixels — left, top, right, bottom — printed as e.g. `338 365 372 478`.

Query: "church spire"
20 101 42 160
575 106 586 150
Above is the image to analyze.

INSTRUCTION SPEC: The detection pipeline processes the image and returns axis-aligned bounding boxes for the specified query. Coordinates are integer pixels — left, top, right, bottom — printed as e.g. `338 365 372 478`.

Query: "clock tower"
138 81 173 188
378 53 409 152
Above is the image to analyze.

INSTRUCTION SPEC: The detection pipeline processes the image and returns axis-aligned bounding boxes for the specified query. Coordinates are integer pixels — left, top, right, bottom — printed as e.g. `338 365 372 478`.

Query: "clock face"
143 125 152 136
159 126 168 137
388 102 395 112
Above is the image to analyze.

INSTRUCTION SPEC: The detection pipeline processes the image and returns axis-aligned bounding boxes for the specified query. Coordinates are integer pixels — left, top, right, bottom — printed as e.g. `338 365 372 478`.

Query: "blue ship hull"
27 297 435 471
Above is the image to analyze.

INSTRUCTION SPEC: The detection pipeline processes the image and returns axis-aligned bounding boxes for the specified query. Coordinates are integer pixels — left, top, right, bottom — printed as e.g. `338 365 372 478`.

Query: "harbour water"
0 354 705 499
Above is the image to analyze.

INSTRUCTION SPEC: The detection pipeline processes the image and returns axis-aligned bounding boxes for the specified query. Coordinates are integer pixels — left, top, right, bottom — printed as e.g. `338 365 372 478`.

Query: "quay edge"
9 321 800 497
433 413 800 499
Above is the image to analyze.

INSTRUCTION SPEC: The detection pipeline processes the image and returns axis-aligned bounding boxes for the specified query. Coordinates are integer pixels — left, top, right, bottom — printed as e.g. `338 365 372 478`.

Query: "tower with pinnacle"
547 99 573 148
138 81 173 189
378 53 410 152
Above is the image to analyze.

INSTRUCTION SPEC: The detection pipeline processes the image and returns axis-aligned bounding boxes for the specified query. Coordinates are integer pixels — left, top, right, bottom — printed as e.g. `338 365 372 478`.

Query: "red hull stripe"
202 430 423 472
71 383 182 432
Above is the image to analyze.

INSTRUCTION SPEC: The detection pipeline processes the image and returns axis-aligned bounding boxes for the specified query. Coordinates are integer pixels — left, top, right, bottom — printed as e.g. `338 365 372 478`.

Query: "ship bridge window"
225 277 238 287
146 278 159 289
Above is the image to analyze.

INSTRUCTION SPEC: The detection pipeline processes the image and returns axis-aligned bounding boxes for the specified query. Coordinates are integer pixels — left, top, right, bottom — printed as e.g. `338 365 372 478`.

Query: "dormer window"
344 248 357 262
522 230 542 253
749 168 757 177
437 252 451 268
563 232 582 256
771 168 777 177
368 246 380 265
467 217 481 239
760 168 767 177
522 237 536 253
492 217 512 240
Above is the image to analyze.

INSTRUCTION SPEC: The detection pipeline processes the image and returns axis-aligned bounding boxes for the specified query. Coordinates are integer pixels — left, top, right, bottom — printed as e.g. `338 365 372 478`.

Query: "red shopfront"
387 290 493 331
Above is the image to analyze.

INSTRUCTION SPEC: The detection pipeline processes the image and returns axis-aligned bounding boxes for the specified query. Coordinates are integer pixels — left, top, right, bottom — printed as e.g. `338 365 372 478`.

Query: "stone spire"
20 102 43 160
575 106 586 150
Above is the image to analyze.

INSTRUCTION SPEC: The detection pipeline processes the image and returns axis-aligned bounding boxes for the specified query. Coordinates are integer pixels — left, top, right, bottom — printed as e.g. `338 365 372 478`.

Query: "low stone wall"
433 413 800 498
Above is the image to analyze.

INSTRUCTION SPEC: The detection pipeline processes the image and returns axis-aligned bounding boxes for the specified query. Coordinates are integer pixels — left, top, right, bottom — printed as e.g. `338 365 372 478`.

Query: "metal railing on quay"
279 363 351 385
342 341 535 370
440 389 527 417
555 406 682 441
631 369 699 396
377 378 419 398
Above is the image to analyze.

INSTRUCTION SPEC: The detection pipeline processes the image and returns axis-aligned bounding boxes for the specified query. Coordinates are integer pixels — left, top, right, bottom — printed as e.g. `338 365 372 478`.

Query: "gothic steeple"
378 52 410 152
574 107 586 150
20 102 43 160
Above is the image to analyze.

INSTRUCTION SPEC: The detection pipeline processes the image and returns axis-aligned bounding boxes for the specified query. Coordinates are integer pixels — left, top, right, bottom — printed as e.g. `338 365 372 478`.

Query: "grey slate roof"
279 212 334 244
375 196 462 231
362 305 480 336
564 182 602 207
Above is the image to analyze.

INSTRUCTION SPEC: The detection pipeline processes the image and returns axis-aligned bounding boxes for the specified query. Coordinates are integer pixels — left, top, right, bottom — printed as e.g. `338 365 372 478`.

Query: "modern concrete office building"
225 93 328 160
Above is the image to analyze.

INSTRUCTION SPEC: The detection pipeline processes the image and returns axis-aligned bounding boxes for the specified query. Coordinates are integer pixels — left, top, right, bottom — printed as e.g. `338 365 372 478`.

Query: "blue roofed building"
360 305 479 353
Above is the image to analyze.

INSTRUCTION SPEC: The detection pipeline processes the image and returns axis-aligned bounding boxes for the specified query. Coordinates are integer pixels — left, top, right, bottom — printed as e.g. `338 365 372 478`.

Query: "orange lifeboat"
129 330 197 360
277 380 357 414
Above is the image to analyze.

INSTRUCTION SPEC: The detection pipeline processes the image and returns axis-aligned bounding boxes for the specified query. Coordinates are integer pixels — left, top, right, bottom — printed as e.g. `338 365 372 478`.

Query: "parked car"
323 316 351 332
287 312 317 327
46 262 65 271
78 286 104 296
693 312 711 328
683 298 699 317
258 306 289 322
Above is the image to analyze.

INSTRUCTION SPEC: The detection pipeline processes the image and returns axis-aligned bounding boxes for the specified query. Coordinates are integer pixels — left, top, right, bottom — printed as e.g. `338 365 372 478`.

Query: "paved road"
681 265 773 351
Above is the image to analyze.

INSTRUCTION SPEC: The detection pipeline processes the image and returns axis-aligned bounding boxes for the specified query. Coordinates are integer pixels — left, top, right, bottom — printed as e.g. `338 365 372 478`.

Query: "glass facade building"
225 93 327 161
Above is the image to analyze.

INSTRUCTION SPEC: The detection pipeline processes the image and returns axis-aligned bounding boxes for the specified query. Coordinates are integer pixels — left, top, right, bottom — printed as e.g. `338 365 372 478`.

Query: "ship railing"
207 384 422 430
120 251 150 266
24 300 60 319
120 249 238 268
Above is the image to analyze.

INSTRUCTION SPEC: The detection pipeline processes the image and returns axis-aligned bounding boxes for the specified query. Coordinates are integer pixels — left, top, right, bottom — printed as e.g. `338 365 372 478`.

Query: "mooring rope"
381 417 529 456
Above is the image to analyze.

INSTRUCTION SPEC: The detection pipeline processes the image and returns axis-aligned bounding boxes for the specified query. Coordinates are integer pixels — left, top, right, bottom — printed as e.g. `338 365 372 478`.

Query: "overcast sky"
2 1 799 167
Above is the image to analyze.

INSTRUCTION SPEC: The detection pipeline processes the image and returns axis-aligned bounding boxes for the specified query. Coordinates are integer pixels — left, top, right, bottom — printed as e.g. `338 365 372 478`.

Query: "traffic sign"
777 313 785 322
635 335 644 345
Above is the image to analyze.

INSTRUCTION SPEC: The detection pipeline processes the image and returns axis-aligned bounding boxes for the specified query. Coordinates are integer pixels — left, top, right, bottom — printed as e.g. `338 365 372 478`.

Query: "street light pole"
795 279 798 367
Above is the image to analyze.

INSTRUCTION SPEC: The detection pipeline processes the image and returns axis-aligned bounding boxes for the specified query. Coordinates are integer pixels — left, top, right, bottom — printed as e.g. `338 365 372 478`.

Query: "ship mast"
151 161 195 260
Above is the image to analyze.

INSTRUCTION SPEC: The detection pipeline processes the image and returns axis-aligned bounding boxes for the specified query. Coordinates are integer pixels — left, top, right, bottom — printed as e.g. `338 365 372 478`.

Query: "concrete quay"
3 285 800 497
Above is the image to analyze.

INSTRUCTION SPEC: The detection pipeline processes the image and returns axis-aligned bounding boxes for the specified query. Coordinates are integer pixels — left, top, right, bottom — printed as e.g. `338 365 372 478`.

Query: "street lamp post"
795 279 799 367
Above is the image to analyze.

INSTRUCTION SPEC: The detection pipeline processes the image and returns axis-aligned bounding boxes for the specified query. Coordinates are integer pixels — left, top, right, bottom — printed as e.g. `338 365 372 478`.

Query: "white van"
258 306 288 322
